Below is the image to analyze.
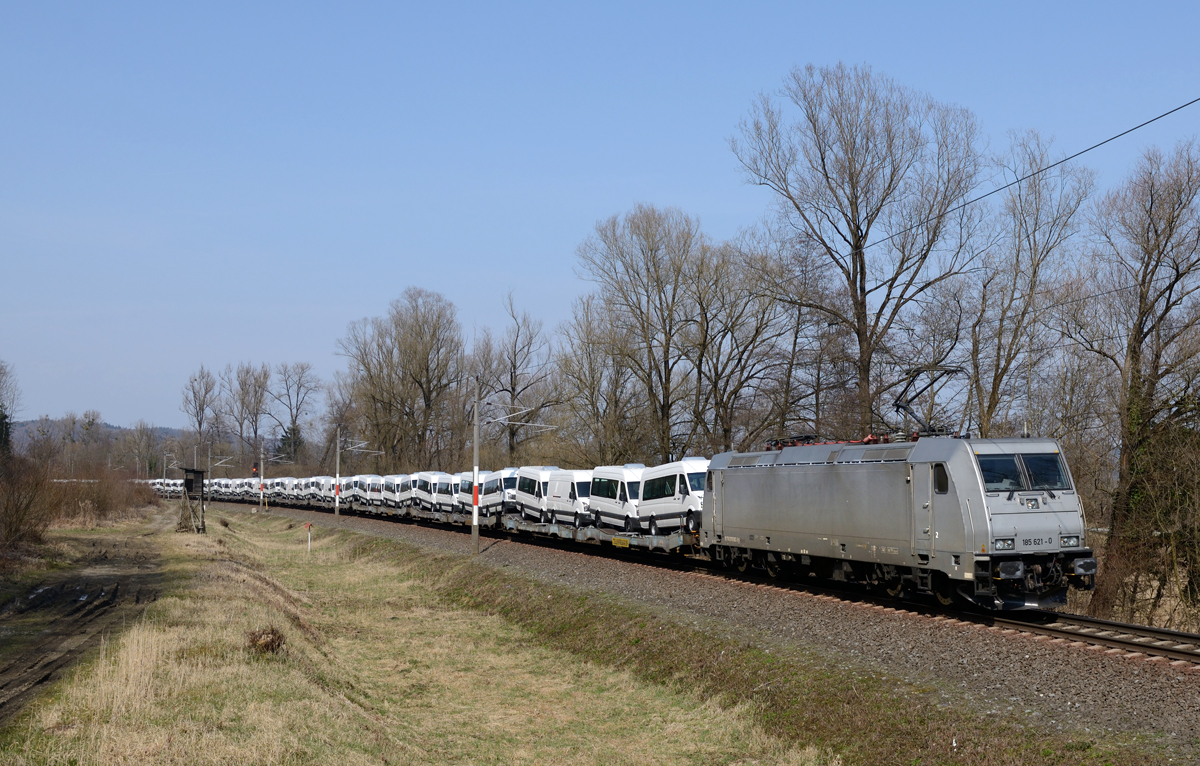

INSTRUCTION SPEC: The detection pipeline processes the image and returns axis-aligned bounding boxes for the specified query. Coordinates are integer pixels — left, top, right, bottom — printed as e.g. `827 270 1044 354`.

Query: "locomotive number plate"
612 537 630 548
1022 537 1053 547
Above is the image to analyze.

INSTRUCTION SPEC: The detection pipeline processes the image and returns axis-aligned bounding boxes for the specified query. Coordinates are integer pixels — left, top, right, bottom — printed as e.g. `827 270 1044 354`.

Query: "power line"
866 95 1200 253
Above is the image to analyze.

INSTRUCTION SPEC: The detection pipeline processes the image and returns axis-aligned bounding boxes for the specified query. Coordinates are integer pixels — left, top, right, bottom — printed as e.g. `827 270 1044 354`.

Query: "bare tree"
1062 142 1200 618
684 239 788 453
220 362 271 459
733 62 985 436
338 287 465 471
181 365 218 466
963 131 1093 437
578 204 702 463
493 293 558 462
268 362 321 462
555 294 648 466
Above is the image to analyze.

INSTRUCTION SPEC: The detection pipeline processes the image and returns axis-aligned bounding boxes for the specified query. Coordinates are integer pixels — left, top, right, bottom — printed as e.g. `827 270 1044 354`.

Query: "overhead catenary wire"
863 95 1200 254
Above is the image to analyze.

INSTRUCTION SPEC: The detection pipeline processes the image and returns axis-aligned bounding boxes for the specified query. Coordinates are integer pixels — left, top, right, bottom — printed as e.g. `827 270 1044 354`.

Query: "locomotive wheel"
885 579 904 598
735 554 750 574
933 575 963 607
763 556 781 579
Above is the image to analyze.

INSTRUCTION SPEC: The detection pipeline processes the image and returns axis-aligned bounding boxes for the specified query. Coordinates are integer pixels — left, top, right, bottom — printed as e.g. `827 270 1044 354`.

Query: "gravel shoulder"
226 503 1200 754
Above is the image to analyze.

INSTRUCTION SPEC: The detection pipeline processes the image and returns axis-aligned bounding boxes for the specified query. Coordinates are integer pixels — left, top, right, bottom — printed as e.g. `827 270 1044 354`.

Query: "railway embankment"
236 503 1199 764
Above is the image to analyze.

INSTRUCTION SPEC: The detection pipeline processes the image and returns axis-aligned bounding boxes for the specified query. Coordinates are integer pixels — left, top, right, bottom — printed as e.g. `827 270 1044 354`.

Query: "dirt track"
0 512 168 725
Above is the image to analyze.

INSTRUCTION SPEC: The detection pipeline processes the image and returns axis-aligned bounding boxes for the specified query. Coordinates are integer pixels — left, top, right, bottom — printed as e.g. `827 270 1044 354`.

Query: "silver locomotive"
701 436 1097 609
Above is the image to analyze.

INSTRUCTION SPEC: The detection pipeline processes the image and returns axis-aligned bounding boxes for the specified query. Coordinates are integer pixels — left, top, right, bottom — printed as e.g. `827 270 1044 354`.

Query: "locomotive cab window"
1021 453 1071 490
934 464 948 494
976 455 1027 492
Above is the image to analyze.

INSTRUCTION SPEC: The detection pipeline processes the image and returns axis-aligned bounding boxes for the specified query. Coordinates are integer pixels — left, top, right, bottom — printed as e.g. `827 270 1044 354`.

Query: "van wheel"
592 510 602 528
648 518 659 537
623 517 635 534
685 512 697 533
573 512 582 529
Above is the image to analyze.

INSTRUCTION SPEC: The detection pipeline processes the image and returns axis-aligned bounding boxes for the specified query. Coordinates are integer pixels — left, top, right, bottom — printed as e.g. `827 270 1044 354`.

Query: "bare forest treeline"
4 64 1199 627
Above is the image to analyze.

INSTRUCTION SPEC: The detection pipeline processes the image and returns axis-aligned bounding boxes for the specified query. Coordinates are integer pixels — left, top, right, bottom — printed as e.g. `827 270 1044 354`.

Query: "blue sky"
2 1 1198 428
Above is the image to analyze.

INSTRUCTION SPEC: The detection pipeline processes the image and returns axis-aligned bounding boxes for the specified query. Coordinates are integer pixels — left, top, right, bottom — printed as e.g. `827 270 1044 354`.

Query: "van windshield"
687 472 705 492
437 482 451 494
627 481 640 500
575 482 590 498
503 478 517 490
976 455 1026 492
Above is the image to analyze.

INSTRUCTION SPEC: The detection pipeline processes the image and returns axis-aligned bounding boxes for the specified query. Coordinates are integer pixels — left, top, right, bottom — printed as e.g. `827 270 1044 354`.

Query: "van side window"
678 475 688 496
934 464 949 494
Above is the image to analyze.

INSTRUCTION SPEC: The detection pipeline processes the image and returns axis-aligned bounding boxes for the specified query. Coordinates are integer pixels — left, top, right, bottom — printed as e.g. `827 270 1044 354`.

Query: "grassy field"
0 511 1178 765
0 513 826 765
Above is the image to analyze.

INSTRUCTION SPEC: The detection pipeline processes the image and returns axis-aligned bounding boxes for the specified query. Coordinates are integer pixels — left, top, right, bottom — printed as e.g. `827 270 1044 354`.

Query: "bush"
49 473 158 528
245 626 285 655
0 455 52 548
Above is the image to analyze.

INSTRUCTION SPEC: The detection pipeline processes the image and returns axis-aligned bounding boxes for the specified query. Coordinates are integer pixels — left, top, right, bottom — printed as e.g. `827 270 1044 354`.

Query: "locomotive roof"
710 436 1062 469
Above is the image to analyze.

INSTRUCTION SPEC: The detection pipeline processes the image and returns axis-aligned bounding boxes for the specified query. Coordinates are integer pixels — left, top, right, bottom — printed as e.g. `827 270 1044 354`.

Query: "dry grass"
0 514 830 765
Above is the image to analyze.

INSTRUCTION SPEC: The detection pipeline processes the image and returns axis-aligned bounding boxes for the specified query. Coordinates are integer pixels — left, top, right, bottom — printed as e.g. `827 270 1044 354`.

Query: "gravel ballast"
228 504 1200 749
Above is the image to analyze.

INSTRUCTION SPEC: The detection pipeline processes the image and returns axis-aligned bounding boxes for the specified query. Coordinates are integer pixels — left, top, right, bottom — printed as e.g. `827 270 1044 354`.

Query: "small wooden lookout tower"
177 467 207 533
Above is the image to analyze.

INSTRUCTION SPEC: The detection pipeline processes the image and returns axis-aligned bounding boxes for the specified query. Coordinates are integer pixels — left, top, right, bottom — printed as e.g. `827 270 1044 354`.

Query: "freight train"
152 434 1097 610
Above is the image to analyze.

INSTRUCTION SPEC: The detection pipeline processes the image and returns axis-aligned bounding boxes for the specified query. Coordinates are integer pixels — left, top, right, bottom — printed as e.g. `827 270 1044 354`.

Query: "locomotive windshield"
976 453 1073 493
976 455 1027 492
1022 453 1071 490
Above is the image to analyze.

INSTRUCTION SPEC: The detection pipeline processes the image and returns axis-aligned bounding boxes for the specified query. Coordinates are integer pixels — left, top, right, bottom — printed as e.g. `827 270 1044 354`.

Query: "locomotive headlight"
993 538 1015 551
1060 536 1080 548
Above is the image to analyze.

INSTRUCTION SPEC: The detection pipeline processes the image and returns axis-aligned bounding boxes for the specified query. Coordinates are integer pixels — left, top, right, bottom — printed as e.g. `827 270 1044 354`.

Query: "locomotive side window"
976 455 1027 492
1021 454 1071 490
934 464 948 494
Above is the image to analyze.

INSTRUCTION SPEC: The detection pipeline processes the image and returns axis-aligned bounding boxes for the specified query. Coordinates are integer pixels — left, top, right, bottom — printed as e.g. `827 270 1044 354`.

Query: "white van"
361 474 384 508
413 471 439 510
636 458 709 535
432 472 457 513
487 467 519 513
478 471 510 517
457 471 491 514
514 466 559 522
545 470 593 527
383 474 410 509
589 464 645 533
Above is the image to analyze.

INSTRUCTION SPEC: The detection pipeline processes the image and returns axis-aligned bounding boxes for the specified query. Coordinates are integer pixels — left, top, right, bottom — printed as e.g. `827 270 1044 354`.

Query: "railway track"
226 500 1200 670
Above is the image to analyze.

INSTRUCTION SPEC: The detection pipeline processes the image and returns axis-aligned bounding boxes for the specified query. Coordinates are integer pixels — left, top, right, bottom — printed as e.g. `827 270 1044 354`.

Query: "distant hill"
9 419 186 448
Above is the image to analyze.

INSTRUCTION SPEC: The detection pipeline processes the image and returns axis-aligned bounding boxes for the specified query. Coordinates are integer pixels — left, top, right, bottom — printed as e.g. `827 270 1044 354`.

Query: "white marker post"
472 377 480 556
